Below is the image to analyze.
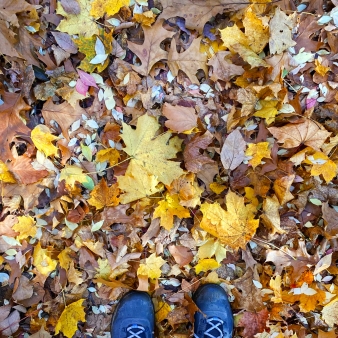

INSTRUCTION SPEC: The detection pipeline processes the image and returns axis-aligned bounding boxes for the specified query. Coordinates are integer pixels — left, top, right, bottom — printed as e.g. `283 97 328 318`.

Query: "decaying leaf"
221 129 246 170
88 178 119 209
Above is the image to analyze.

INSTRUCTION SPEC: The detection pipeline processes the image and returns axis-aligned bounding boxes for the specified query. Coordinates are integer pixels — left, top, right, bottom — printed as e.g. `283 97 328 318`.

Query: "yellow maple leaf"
12 216 37 242
90 0 129 18
254 100 279 125
261 195 285 235
31 125 58 157
95 258 113 280
153 194 190 230
283 284 326 312
244 187 259 207
198 239 227 263
96 148 120 164
209 182 226 195
245 142 271 169
74 29 113 73
220 25 249 50
88 178 119 209
270 274 282 303
134 11 156 26
304 152 337 183
315 59 330 76
60 165 93 189
0 160 16 183
56 0 99 38
58 247 74 270
243 6 269 54
195 258 220 274
137 253 166 279
33 242 57 276
200 191 259 249
55 299 86 338
118 161 163 204
121 114 183 185
154 300 172 322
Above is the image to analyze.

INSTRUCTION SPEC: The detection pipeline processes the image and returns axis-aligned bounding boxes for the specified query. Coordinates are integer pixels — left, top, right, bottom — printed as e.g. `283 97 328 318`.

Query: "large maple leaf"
120 114 184 186
159 0 247 33
0 91 31 161
200 191 259 249
127 19 175 76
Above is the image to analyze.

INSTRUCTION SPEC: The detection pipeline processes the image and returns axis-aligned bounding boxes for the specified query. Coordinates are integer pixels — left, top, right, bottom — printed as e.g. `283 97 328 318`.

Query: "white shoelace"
194 317 224 338
126 324 146 338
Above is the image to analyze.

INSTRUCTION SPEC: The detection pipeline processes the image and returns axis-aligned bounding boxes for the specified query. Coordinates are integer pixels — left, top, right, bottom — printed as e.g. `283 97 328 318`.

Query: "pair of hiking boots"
111 284 233 338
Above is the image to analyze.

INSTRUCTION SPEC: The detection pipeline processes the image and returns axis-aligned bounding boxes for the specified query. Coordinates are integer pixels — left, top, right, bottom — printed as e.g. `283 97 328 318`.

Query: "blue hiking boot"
111 291 155 338
193 284 233 338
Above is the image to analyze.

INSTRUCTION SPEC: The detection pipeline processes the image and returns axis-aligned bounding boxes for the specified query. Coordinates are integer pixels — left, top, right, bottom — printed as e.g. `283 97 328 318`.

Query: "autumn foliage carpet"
1 0 338 337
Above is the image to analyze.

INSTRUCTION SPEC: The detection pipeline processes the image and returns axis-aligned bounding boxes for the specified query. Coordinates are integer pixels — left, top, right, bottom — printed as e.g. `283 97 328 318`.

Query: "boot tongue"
204 317 224 338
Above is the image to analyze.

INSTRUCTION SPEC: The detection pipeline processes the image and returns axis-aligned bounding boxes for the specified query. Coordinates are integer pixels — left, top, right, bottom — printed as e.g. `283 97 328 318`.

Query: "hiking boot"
111 291 155 338
193 284 233 338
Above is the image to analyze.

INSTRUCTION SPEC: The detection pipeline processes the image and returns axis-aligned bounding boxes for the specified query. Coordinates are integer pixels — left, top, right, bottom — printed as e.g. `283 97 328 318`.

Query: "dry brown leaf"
183 131 214 173
274 174 295 205
261 195 285 234
168 37 207 84
163 103 197 133
168 245 194 266
220 129 246 170
322 202 338 238
238 309 269 338
159 0 246 33
208 51 244 82
42 98 85 141
268 119 331 151
88 178 120 210
127 19 175 76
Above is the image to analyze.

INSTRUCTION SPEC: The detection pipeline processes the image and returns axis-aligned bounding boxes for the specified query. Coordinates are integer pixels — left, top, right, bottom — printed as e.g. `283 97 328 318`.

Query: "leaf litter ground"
1 0 338 337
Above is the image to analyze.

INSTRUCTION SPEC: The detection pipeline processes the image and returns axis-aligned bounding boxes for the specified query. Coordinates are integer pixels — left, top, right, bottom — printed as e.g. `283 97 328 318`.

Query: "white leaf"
95 37 105 55
86 119 99 129
90 54 108 65
2 236 21 246
91 220 104 232
253 280 262 289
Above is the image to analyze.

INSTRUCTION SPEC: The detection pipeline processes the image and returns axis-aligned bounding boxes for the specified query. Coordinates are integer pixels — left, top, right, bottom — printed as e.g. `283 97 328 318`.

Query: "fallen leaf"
195 258 220 274
269 7 296 54
55 299 86 338
183 131 214 173
33 242 58 276
168 37 208 84
9 155 48 184
270 274 282 303
31 125 59 158
322 202 338 238
0 160 16 183
153 194 190 230
268 119 331 151
56 0 99 38
245 142 271 169
118 161 163 204
60 165 94 189
163 103 198 133
0 91 31 161
169 245 194 266
207 51 244 82
200 191 259 249
90 0 129 18
0 306 20 336
238 309 269 338
243 6 269 54
127 19 175 76
96 148 120 165
261 195 285 234
198 239 227 263
88 178 120 209
274 174 294 205
12 215 37 241
120 114 183 186
221 130 246 171
137 253 166 279
253 100 279 125
159 0 246 33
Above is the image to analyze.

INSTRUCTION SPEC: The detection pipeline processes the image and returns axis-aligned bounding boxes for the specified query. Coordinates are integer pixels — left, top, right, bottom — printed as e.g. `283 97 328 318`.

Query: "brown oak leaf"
183 131 214 173
238 309 269 338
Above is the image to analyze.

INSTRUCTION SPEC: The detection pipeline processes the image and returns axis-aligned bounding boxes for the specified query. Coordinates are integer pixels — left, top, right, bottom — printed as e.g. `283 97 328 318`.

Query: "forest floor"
1 0 338 337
